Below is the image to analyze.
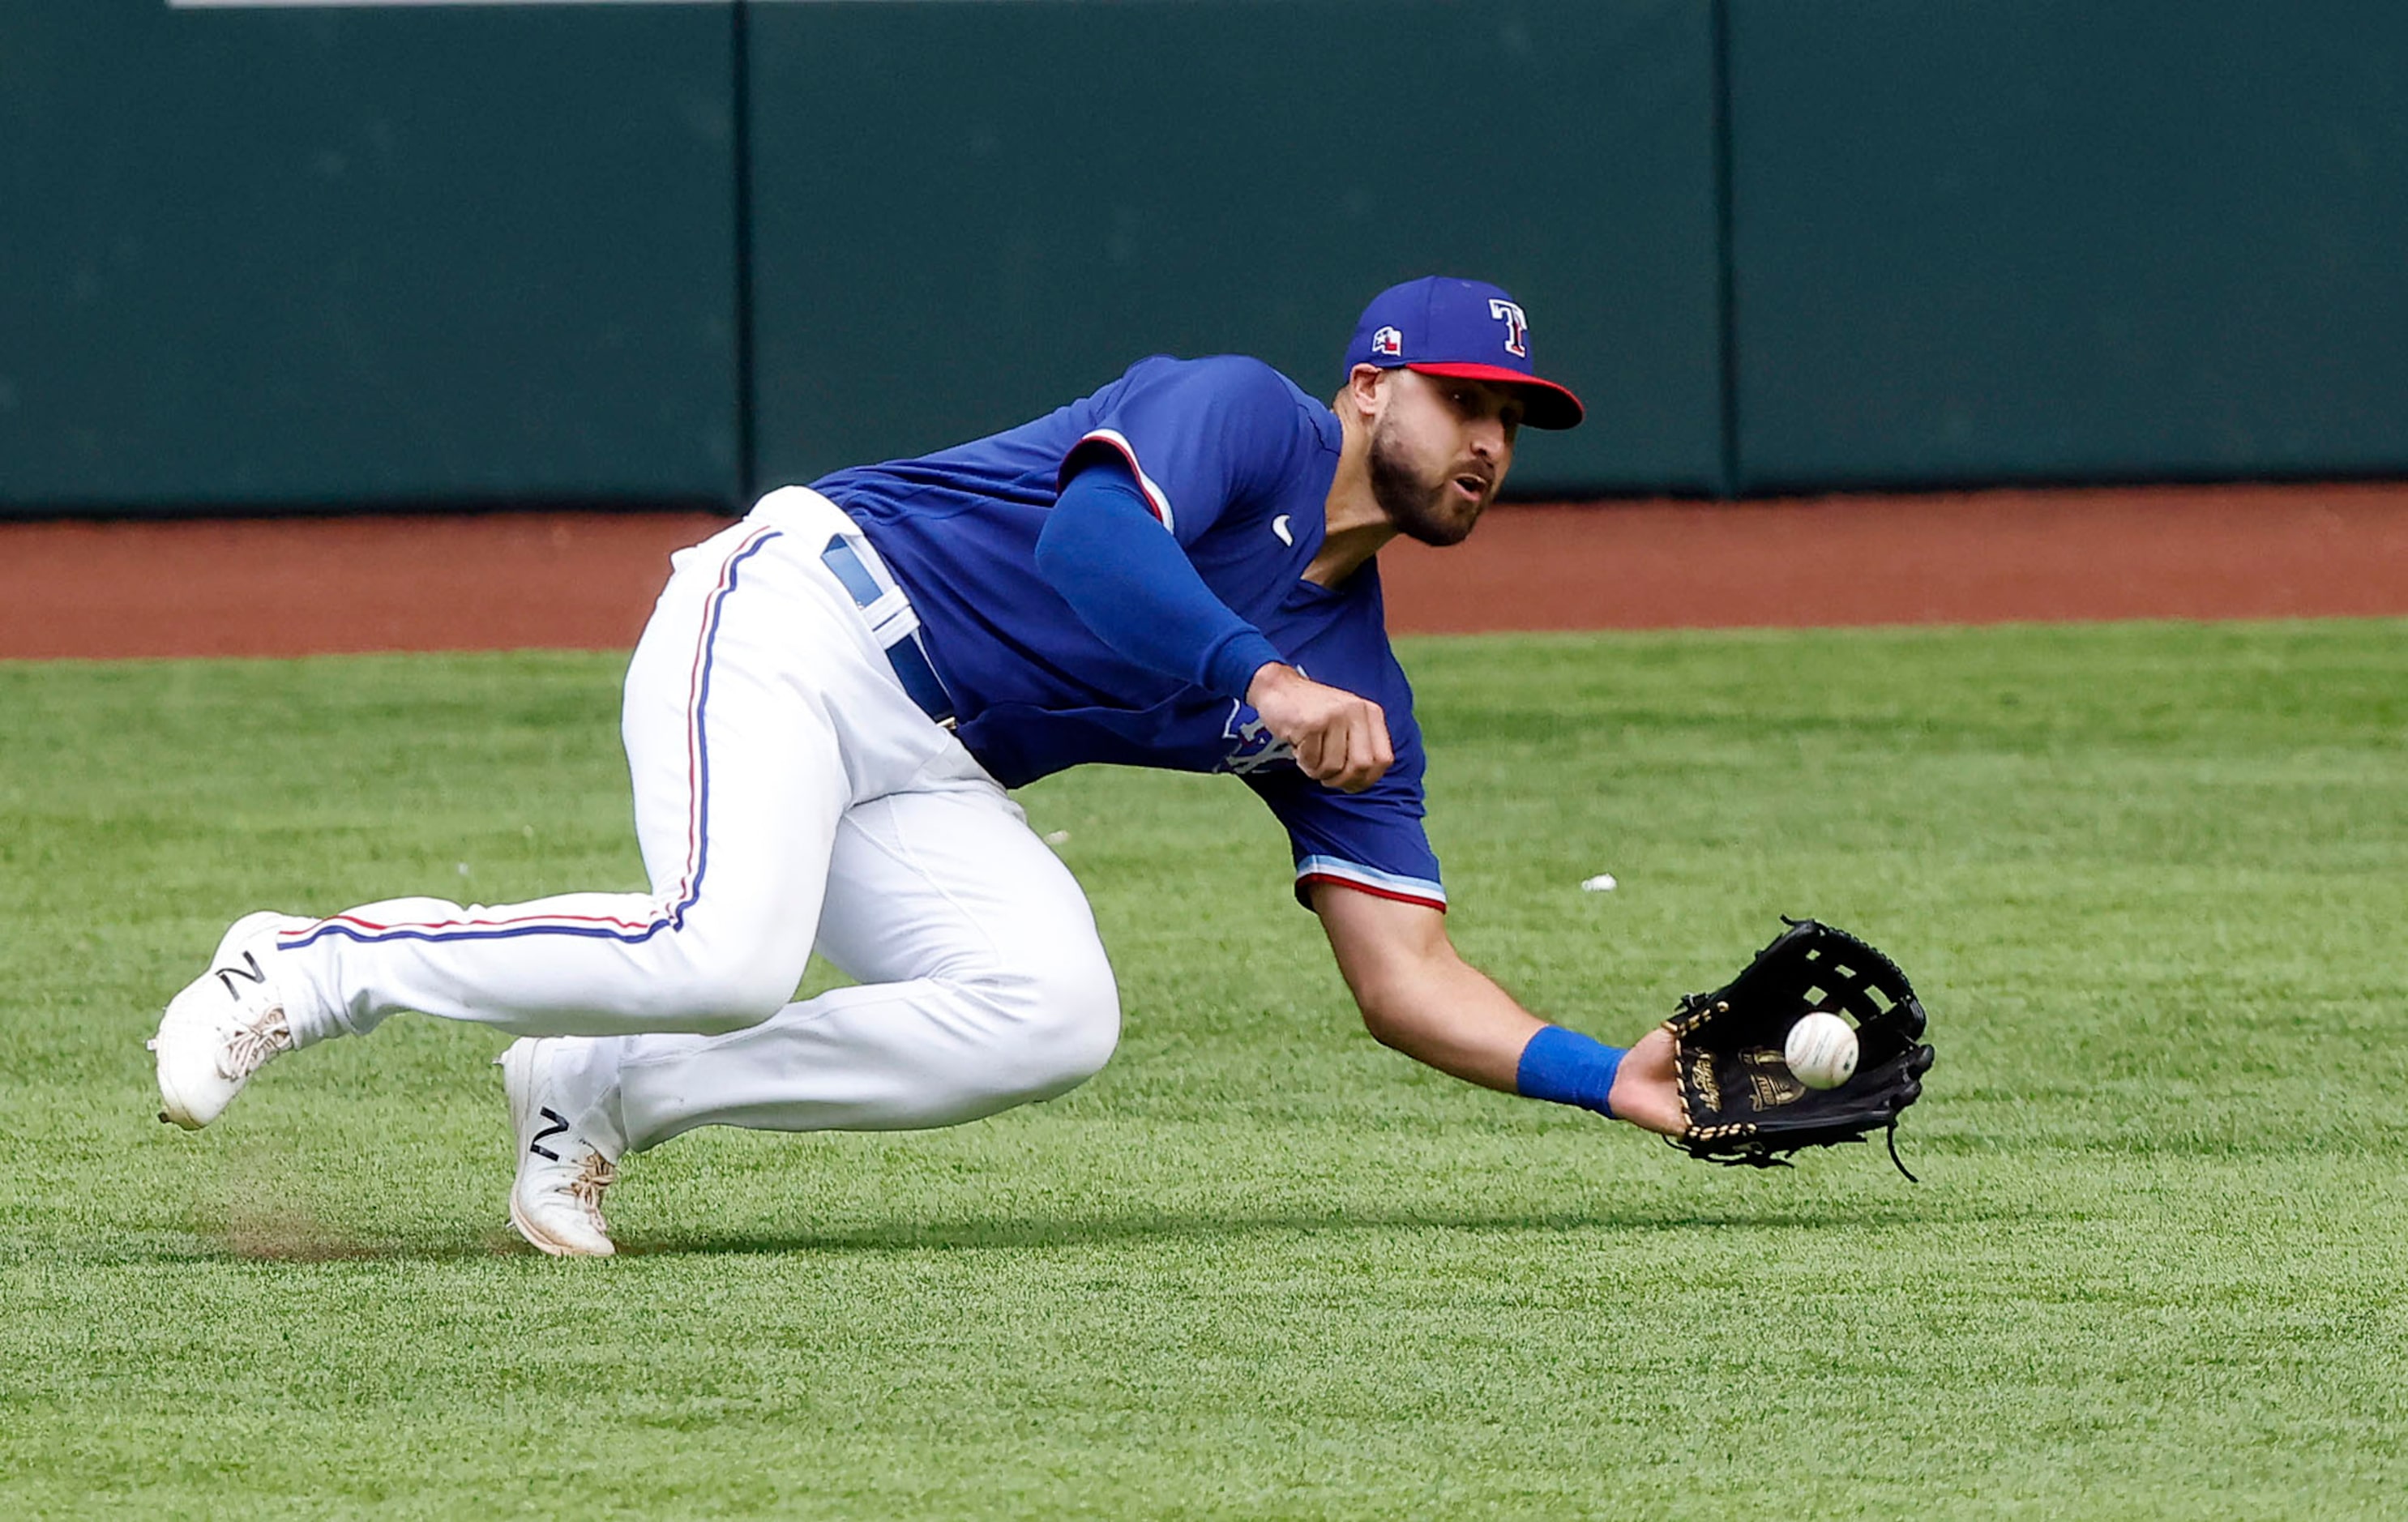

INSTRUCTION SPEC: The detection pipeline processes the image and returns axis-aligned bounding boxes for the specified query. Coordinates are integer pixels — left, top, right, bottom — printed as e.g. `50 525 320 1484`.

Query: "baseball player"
152 276 1686 1256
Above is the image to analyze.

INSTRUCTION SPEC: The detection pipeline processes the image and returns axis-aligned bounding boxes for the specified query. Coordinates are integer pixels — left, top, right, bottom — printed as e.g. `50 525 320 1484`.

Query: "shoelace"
217 1010 291 1081
568 1152 617 1228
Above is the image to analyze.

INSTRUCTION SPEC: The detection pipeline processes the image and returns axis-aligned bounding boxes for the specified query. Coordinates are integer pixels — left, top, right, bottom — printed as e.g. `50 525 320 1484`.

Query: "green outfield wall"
0 0 741 512
2 1 2403 515
1725 0 2408 492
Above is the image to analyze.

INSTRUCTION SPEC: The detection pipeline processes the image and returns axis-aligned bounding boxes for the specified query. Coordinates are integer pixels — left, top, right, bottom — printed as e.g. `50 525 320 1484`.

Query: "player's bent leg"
538 776 1121 1156
608 951 1118 1151
153 515 902 1129
819 772 1123 1106
267 520 862 1045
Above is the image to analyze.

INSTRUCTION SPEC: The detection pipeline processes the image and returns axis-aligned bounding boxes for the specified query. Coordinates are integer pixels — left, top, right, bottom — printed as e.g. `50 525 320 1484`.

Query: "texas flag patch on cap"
1371 325 1402 358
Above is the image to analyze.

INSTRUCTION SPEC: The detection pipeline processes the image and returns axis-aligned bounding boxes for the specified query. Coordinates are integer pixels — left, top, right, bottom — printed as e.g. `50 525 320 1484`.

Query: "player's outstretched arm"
1307 883 1683 1135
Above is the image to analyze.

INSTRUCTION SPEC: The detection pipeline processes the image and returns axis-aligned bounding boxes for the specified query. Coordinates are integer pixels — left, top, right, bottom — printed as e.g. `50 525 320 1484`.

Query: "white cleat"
150 911 317 1130
500 1039 619 1259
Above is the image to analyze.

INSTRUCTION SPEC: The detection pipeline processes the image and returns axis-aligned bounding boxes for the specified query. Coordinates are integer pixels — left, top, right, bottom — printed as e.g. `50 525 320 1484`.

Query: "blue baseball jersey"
811 353 1446 912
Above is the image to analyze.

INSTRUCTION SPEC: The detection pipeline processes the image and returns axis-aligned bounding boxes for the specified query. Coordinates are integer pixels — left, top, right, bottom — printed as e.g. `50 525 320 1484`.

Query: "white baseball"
1784 1011 1858 1090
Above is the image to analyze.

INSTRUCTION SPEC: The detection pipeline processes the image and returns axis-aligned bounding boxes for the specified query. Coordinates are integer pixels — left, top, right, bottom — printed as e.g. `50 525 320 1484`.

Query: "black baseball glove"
1664 918 1935 1178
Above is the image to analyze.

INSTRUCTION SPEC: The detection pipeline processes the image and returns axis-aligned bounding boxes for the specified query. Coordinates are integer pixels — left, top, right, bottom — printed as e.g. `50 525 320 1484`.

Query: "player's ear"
1342 363 1391 421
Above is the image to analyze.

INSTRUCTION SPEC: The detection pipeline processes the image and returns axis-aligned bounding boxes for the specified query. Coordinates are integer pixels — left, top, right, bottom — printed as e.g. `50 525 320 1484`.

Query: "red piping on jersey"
1069 429 1175 530
1298 870 1448 913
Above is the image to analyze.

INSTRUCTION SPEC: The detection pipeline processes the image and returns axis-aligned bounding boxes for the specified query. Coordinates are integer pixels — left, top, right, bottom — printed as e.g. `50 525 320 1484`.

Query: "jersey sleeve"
1059 355 1313 547
1242 707 1446 912
1035 460 1285 702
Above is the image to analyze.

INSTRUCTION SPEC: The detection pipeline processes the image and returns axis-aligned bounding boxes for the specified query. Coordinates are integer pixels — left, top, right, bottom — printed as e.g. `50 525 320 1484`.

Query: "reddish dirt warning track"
2 481 2405 661
1380 481 2408 633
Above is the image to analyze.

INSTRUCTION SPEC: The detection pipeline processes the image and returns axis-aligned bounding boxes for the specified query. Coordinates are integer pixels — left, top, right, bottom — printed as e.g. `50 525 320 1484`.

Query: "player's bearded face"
1367 373 1520 547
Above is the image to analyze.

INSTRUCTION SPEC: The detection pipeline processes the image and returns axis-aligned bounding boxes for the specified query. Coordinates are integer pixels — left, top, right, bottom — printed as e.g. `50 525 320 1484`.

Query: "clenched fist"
1246 663 1393 793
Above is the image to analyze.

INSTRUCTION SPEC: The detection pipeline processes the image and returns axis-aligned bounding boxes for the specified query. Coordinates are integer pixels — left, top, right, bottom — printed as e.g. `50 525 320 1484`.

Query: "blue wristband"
1514 1026 1625 1118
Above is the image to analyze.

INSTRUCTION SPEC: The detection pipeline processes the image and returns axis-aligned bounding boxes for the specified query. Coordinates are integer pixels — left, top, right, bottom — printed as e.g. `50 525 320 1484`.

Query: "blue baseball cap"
1343 276 1585 430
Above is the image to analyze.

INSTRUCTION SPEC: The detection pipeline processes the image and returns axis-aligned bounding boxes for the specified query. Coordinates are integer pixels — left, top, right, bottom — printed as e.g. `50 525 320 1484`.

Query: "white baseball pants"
272 488 1120 1151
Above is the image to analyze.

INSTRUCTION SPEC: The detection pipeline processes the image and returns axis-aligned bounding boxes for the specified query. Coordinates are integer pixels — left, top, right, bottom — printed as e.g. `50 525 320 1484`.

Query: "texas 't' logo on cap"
1488 299 1529 358
1342 276 1584 430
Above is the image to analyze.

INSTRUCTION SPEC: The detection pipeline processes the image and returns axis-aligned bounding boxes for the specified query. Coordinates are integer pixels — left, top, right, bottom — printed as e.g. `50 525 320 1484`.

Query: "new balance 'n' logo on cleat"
528 1107 572 1162
216 951 271 998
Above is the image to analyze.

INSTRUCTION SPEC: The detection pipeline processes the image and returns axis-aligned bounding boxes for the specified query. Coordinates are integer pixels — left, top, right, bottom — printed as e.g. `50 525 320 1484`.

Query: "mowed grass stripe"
1 619 2402 1520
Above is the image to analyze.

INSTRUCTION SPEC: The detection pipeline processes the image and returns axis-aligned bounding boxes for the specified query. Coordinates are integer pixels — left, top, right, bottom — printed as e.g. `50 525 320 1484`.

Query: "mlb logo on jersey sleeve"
1371 325 1403 358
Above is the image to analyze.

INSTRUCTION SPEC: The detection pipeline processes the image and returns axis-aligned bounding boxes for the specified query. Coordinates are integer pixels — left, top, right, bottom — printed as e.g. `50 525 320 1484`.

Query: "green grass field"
3 620 2404 1519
